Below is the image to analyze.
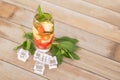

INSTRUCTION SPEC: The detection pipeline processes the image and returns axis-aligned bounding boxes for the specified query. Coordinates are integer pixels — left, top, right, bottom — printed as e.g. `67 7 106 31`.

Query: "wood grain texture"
114 45 120 62
0 18 31 43
2 0 39 11
0 37 108 80
0 1 16 18
64 50 120 80
0 17 116 58
0 60 48 80
54 21 116 57
0 1 118 58
40 1 120 43
45 0 120 27
0 19 120 80
84 0 120 13
0 1 120 80
2 0 120 43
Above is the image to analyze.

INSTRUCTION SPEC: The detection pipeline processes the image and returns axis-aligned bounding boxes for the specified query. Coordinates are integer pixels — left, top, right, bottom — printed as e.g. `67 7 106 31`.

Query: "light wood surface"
114 45 120 62
84 0 120 13
0 60 48 80
0 1 16 18
45 0 120 27
3 0 120 43
0 18 120 80
0 7 117 57
0 0 120 80
0 37 109 80
0 1 117 57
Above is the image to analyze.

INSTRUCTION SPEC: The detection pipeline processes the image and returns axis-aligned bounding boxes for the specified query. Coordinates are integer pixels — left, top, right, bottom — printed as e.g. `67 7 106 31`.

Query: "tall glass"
33 15 54 52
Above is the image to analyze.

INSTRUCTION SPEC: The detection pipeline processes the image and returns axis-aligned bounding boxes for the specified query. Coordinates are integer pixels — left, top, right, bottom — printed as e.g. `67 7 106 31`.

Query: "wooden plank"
84 0 120 13
0 37 108 80
0 1 119 80
40 1 120 43
0 17 117 58
0 19 120 80
2 0 120 43
0 60 48 80
0 18 31 43
2 0 38 11
114 45 120 62
54 21 116 57
0 1 16 18
0 2 118 57
64 49 120 80
45 0 120 27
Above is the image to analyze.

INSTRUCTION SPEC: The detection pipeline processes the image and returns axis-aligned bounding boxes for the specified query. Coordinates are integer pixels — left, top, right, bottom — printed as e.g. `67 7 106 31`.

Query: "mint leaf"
55 36 78 44
56 50 63 65
37 5 43 17
26 39 31 50
29 42 36 55
63 52 70 58
36 5 44 22
36 13 52 22
69 52 80 60
59 41 77 52
50 44 59 56
63 49 80 60
14 32 36 55
50 37 80 65
36 5 53 22
44 13 52 20
14 43 23 50
67 52 74 60
24 32 33 39
22 41 27 50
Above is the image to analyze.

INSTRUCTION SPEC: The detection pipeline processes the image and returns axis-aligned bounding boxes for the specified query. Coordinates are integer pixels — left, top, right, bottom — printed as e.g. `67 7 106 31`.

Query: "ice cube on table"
34 61 45 75
17 48 29 62
48 56 58 69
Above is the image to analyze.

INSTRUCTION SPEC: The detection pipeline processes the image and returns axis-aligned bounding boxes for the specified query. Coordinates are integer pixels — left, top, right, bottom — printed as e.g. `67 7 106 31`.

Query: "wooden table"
0 0 120 80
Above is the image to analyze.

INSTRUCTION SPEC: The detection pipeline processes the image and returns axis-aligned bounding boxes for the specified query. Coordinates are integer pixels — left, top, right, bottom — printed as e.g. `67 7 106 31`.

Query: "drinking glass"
33 15 54 52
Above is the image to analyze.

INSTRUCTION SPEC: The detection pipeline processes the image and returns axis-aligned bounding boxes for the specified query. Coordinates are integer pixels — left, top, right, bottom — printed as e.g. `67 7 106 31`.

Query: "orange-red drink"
33 16 54 52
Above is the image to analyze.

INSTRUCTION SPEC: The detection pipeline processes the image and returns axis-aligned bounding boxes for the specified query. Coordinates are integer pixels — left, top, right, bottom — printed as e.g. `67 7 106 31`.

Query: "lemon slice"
33 27 41 40
41 22 53 32
33 27 38 34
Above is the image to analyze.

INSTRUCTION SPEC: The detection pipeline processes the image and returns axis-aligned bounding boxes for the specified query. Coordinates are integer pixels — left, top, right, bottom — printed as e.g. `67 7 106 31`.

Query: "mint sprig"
50 37 80 65
36 5 52 22
14 32 36 55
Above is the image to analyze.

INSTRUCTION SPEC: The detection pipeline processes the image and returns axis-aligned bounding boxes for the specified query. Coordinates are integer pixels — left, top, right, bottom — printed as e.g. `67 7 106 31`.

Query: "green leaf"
14 43 23 50
69 52 80 60
22 41 27 50
63 48 80 60
36 5 45 22
59 41 77 52
67 52 74 60
63 52 70 58
26 39 31 50
62 49 70 58
29 43 36 55
56 50 63 65
36 13 52 22
55 36 79 44
50 44 59 56
44 13 52 20
37 5 43 17
36 5 53 22
14 31 36 55
24 32 33 39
